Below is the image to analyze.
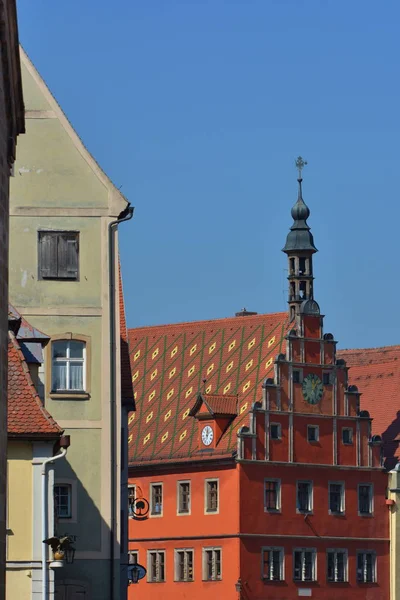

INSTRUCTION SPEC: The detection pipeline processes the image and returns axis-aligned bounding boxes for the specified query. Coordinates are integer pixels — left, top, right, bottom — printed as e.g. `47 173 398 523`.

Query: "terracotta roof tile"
198 394 238 416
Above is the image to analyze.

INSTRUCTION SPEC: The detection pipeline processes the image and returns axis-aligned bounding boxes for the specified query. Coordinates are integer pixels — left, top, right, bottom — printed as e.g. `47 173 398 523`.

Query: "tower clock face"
302 373 323 405
201 425 214 446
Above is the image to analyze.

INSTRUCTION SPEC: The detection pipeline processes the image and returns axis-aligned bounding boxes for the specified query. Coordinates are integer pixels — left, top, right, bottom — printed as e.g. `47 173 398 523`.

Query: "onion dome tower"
282 157 318 321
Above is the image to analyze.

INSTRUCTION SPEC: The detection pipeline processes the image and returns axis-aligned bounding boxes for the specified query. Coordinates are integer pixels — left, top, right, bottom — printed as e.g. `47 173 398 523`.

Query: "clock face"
302 373 323 405
201 425 214 446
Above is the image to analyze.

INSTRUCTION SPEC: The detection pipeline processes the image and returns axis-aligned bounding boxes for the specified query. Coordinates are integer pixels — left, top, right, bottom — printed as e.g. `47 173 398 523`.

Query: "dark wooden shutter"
39 232 58 279
58 233 79 279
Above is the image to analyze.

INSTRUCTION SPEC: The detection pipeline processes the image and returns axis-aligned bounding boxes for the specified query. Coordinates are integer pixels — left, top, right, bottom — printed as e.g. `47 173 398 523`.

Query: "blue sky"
18 0 400 349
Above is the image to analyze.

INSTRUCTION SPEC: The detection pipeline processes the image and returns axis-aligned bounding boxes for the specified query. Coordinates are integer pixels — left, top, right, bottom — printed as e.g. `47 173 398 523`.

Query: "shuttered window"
38 231 79 280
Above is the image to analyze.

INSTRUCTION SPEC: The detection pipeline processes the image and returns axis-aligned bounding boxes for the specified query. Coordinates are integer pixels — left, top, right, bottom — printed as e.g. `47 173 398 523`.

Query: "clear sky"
18 0 400 349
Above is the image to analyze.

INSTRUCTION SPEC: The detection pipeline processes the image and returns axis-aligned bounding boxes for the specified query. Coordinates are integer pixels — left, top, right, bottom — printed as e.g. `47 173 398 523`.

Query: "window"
150 483 163 516
264 479 280 512
262 547 284 581
323 372 331 385
293 548 316 581
327 549 347 582
128 485 136 517
270 423 281 440
205 479 219 513
178 481 191 514
38 230 79 280
297 481 312 513
129 551 139 565
307 425 319 443
293 370 301 384
357 551 376 583
329 482 345 514
358 484 373 515
148 550 165 582
203 548 221 581
54 484 72 518
52 340 86 392
175 549 194 582
342 428 353 444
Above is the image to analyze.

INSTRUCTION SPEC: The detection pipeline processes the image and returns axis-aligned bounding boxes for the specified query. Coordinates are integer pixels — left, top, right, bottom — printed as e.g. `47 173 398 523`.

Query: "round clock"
302 373 323 405
201 425 214 446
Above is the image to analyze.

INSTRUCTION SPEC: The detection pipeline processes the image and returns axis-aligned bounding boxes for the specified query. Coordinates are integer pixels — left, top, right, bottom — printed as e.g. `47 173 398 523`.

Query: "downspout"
42 435 70 600
108 205 134 600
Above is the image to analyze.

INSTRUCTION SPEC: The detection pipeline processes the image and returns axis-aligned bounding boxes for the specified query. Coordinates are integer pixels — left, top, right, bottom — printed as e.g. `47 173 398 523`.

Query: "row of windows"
129 548 377 584
270 422 353 445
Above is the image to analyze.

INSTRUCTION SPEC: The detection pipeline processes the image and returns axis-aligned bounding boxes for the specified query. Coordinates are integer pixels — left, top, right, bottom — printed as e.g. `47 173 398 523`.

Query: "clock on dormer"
201 425 214 446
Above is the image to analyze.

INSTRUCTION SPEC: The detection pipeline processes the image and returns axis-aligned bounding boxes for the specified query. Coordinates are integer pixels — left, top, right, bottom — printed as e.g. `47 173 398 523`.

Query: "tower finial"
295 156 307 180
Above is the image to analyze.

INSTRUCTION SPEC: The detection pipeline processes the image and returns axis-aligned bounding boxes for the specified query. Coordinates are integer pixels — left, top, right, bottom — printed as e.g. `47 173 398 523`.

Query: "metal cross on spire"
295 156 307 180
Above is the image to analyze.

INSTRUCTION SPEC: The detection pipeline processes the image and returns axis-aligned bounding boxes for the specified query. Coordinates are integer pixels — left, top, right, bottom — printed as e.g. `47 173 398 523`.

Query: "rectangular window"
270 423 281 440
129 551 139 565
357 551 376 583
54 484 72 518
293 548 316 581
203 548 222 581
262 547 284 581
327 549 347 582
293 370 301 384
264 479 280 512
178 481 191 514
342 428 353 444
51 340 86 392
175 549 194 582
205 479 219 513
329 482 345 514
323 372 331 385
38 230 79 280
297 481 312 513
150 483 163 516
148 550 165 582
128 485 136 517
307 425 319 442
358 484 373 515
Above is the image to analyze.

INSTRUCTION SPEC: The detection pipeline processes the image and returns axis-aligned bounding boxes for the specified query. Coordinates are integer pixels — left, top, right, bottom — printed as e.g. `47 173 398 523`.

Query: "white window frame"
328 481 345 515
342 427 353 445
150 482 163 517
51 339 86 392
326 548 348 583
204 478 219 514
356 550 377 583
264 478 281 512
147 550 166 583
54 478 77 523
128 550 139 565
270 422 282 440
307 425 319 443
202 547 222 581
177 480 191 515
296 480 313 513
174 548 194 582
261 546 284 581
128 484 136 518
358 483 373 516
293 547 317 582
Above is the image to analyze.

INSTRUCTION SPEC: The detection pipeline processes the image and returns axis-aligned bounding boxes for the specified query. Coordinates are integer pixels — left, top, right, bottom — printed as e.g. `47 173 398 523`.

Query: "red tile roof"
128 312 289 464
119 262 135 407
8 332 62 438
338 345 400 468
192 393 238 416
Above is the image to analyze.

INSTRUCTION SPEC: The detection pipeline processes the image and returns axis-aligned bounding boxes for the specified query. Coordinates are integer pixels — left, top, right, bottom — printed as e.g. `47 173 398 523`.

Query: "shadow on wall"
382 410 400 471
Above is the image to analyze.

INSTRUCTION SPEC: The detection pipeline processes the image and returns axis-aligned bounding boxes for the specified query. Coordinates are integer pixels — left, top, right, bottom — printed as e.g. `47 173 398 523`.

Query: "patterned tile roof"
8 332 62 438
338 345 400 468
128 312 289 464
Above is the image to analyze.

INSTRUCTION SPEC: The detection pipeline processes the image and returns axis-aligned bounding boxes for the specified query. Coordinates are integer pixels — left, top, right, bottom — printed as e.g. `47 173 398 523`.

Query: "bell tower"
282 157 318 321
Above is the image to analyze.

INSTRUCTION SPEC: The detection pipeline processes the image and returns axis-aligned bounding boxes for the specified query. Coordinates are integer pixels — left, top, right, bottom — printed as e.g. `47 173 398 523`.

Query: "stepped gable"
8 332 62 438
128 311 289 465
339 344 400 468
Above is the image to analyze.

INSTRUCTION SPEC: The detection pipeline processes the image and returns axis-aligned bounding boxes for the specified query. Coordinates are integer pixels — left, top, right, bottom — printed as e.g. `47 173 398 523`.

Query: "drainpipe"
42 435 70 600
108 205 134 600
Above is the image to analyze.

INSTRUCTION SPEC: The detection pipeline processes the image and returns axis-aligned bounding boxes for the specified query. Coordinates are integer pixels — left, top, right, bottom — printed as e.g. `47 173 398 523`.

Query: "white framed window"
328 482 345 514
358 483 373 516
261 547 284 581
203 547 222 581
129 550 139 565
296 480 313 513
327 549 347 582
177 481 191 515
357 550 376 583
54 484 72 518
293 548 316 581
205 479 219 514
128 485 136 517
175 548 194 582
342 428 353 445
307 425 319 443
147 550 165 582
150 483 163 516
264 479 281 512
270 423 282 440
52 340 86 392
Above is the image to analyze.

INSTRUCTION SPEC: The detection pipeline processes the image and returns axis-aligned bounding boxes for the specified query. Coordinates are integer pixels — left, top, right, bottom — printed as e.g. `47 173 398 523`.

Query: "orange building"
127 169 390 599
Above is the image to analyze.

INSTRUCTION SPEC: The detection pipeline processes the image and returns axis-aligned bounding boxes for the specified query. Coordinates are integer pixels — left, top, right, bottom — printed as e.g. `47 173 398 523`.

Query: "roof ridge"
339 344 400 353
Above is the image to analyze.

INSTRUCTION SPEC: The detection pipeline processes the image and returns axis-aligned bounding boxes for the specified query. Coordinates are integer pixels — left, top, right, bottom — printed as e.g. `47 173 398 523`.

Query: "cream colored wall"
7 442 32 561
6 570 31 600
389 469 400 600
